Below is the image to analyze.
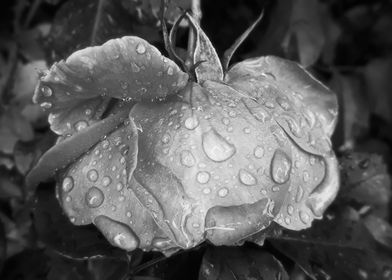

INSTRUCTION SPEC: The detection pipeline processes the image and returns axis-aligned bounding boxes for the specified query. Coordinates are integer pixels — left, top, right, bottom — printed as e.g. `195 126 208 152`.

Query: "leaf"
0 171 22 199
199 246 289 280
270 207 392 280
34 36 188 135
47 0 136 60
33 187 126 259
186 14 223 82
363 215 392 250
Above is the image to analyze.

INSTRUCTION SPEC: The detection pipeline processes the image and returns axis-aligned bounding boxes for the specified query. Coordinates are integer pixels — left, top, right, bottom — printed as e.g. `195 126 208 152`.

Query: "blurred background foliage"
0 0 391 279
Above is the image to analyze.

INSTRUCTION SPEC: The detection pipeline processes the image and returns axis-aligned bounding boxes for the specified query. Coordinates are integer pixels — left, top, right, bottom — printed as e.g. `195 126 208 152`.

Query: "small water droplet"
276 97 290 111
202 129 236 162
167 66 174 75
41 85 53 97
254 146 264 158
85 187 104 208
284 217 291 225
102 176 111 187
287 204 294 215
243 127 251 134
228 110 237 117
299 211 310 224
65 195 72 202
102 140 110 149
116 182 124 191
197 171 210 184
85 109 92 115
136 43 146 54
203 188 211 194
126 211 132 217
74 120 88 132
271 150 292 184
118 195 125 202
264 101 275 109
184 116 199 130
222 117 230 126
40 102 52 109
120 156 126 165
180 150 196 167
62 176 74 192
87 169 99 182
161 134 171 144
272 186 280 192
303 171 310 182
218 187 229 197
239 169 257 186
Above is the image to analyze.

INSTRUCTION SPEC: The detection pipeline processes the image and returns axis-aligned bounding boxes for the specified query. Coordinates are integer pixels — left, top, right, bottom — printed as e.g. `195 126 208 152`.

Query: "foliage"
0 0 392 279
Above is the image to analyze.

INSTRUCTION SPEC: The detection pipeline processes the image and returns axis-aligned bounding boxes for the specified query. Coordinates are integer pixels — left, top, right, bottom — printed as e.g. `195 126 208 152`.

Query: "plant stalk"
187 0 202 58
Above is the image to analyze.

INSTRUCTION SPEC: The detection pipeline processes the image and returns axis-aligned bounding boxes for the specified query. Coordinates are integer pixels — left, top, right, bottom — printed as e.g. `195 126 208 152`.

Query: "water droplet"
126 211 132 217
131 62 140 72
276 97 290 111
284 217 291 225
239 169 257 186
102 176 111 187
167 66 174 75
264 101 275 109
296 186 304 202
303 171 310 182
287 204 294 215
87 169 99 182
228 110 237 117
271 150 292 184
40 102 52 109
116 182 124 191
197 171 210 184
62 176 74 192
254 146 264 158
202 129 236 162
161 134 171 144
299 211 310 224
218 187 229 197
180 150 196 167
120 156 126 165
243 127 251 134
85 187 104 208
102 140 110 149
118 195 125 202
272 186 280 192
202 188 211 194
41 85 53 97
74 120 88 131
136 43 146 54
184 116 199 130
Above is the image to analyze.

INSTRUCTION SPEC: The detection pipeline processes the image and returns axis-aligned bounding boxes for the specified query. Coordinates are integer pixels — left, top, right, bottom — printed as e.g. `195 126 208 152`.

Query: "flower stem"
187 0 202 58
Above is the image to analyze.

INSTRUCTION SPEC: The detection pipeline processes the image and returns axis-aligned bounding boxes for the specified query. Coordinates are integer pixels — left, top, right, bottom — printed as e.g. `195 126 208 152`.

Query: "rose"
27 14 339 255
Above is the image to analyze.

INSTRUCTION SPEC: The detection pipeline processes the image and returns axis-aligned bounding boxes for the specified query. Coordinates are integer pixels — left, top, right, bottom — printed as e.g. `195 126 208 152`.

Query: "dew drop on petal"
239 169 257 186
87 169 99 182
40 102 52 109
41 85 53 97
102 140 110 149
102 176 112 187
218 187 229 197
126 211 132 217
203 187 211 194
74 120 88 131
299 211 310 224
184 116 199 130
161 133 171 144
167 66 174 75
136 43 146 54
118 195 125 202
197 171 210 184
276 97 290 111
271 150 292 184
62 176 74 192
85 187 104 208
116 182 124 191
254 146 264 159
202 129 236 162
180 150 196 167
287 204 294 215
303 171 310 182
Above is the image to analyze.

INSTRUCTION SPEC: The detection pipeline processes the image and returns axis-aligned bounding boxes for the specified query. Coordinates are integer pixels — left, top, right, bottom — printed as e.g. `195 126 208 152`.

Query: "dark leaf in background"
46 0 159 61
363 215 392 250
33 187 127 260
270 207 392 280
0 219 5 273
199 246 289 280
0 249 49 280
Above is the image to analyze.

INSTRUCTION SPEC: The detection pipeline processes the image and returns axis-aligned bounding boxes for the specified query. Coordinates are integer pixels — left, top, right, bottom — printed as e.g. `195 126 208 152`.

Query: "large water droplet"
180 150 196 167
218 187 229 197
85 187 104 208
184 116 199 130
136 43 146 54
41 85 53 97
62 176 74 192
196 171 210 184
202 129 236 162
87 169 99 182
254 146 264 159
271 150 292 184
239 169 257 186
